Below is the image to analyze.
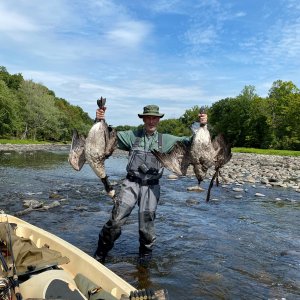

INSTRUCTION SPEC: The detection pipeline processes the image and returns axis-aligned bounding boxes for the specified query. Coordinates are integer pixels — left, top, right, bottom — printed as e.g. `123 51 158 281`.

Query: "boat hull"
0 214 135 300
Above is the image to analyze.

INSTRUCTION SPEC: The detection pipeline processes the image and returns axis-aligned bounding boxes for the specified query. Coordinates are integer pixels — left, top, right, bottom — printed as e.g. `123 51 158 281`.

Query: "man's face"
143 115 160 134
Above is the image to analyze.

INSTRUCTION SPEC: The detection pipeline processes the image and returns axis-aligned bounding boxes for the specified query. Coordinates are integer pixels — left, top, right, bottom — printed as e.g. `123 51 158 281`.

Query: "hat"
138 105 164 118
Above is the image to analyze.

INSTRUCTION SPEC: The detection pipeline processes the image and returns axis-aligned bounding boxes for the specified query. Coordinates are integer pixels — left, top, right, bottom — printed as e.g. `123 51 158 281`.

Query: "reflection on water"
0 150 67 168
1 150 300 299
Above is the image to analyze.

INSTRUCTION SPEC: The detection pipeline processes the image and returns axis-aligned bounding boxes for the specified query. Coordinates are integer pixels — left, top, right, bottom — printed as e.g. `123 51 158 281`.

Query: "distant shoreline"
0 143 70 152
0 143 299 191
0 143 128 156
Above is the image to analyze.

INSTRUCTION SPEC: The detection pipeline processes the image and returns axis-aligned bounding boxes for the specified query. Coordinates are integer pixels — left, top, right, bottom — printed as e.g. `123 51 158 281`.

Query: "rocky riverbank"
1 143 299 193
0 143 70 152
187 152 300 193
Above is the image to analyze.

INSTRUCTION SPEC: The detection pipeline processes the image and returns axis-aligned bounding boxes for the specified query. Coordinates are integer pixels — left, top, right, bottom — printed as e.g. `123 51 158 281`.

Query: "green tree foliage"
17 80 65 140
0 80 20 136
245 97 271 149
180 105 202 126
209 82 300 150
54 97 93 141
0 66 23 90
210 86 261 146
158 118 191 136
0 66 93 141
209 97 235 140
115 125 137 131
0 66 299 150
265 80 300 149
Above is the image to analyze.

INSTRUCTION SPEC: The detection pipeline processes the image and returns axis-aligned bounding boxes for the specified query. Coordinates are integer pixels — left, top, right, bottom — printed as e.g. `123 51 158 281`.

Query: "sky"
1 0 300 126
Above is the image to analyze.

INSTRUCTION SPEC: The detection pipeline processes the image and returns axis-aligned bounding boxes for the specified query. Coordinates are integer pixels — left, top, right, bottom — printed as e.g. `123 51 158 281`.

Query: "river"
0 149 299 299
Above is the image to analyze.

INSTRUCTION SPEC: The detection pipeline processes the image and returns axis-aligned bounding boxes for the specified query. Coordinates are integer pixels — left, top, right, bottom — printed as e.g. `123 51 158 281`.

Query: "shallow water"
0 150 299 299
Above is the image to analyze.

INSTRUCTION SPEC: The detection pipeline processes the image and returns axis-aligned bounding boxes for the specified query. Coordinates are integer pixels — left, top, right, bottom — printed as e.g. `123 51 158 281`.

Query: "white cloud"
235 11 246 18
106 21 152 48
0 3 38 32
1 0 300 126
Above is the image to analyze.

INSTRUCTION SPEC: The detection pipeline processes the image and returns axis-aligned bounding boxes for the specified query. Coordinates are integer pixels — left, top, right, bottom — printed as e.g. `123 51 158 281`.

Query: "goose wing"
68 129 86 171
152 141 191 176
212 134 232 168
205 134 232 202
104 124 118 158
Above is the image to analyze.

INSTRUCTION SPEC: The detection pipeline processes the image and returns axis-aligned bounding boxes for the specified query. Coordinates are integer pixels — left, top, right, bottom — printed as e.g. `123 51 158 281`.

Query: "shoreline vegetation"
0 140 299 156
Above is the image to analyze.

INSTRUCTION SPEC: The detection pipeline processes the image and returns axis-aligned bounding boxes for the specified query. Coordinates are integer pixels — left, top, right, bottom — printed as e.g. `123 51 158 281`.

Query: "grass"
232 147 300 157
0 139 52 145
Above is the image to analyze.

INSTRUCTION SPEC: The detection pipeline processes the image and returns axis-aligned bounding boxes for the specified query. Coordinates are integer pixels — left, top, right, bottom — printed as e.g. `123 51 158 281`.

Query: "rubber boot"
94 239 112 263
138 245 152 267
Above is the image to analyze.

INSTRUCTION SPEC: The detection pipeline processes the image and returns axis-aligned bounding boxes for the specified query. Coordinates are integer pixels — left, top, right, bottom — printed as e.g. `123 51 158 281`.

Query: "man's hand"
96 107 106 120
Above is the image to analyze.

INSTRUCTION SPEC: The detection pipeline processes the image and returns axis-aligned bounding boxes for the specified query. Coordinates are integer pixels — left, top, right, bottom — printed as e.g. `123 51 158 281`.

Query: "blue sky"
1 0 299 126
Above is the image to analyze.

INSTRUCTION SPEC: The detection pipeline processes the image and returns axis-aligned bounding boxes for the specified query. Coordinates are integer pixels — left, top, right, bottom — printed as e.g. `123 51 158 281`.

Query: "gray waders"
95 132 163 261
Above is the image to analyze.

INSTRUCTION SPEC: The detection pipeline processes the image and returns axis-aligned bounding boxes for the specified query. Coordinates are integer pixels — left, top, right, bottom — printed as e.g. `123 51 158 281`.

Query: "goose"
152 116 232 202
68 97 118 198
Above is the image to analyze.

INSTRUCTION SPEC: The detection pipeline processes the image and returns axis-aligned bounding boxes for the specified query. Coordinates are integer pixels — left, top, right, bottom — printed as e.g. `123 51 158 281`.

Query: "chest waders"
96 132 163 261
126 132 163 183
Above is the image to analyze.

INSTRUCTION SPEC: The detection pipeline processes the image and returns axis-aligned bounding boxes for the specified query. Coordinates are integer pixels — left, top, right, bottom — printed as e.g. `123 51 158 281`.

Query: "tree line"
0 66 93 142
118 81 300 150
1 66 299 150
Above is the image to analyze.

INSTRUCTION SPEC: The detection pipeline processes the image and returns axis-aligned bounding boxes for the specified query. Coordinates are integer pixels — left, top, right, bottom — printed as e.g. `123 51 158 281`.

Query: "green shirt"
117 129 191 153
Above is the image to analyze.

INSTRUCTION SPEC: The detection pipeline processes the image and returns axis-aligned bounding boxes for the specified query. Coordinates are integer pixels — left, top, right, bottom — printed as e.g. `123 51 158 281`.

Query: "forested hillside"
0 66 93 142
1 66 299 150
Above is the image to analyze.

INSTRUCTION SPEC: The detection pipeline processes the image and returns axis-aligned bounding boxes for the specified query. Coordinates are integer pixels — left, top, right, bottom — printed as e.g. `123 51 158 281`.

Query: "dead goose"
68 97 118 198
152 113 232 202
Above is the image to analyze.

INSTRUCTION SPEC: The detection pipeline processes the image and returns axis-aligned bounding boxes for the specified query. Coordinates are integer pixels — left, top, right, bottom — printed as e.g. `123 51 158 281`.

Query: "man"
94 104 207 263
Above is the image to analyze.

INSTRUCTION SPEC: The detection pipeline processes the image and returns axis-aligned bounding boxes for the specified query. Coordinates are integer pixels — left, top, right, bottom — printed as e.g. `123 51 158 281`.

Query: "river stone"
74 206 89 211
245 176 256 183
168 174 178 180
187 185 205 192
255 193 266 197
43 200 60 209
232 187 244 192
186 199 200 206
261 178 268 184
268 177 278 182
23 199 43 209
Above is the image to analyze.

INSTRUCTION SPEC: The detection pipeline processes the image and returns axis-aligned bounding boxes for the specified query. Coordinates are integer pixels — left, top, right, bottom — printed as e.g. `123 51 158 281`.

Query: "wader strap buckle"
126 174 159 186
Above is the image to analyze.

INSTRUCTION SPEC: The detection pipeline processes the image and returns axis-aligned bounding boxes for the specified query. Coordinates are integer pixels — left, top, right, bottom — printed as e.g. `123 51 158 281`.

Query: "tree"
209 97 237 144
0 80 20 136
17 80 63 140
0 66 23 90
246 97 271 148
180 105 202 127
235 85 260 146
158 118 191 136
266 80 300 149
55 98 93 140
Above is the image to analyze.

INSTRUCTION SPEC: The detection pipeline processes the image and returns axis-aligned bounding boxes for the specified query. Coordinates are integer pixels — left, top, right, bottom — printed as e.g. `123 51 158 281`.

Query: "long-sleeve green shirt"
116 128 191 153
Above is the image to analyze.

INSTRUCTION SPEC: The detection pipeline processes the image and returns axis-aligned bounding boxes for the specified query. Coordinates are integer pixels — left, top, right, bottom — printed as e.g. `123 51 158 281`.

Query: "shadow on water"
1 150 300 299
